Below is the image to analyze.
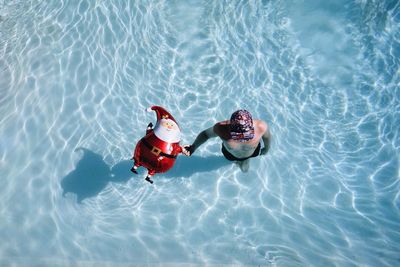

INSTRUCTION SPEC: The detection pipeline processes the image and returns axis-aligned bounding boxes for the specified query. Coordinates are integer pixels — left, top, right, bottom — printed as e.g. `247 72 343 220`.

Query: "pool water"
1 0 399 266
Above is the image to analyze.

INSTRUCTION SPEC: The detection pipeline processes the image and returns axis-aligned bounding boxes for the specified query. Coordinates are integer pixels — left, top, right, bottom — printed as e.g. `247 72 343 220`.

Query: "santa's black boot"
130 165 138 174
145 175 154 184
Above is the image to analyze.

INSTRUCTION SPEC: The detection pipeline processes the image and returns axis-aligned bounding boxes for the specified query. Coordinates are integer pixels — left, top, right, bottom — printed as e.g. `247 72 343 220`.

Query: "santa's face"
153 118 181 143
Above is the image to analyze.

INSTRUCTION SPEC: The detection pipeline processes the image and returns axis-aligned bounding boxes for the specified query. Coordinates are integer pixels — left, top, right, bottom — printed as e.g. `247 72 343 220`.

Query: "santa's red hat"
147 106 178 125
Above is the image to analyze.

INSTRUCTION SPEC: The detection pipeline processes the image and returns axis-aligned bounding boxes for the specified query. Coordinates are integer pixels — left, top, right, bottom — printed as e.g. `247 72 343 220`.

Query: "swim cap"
229 110 255 142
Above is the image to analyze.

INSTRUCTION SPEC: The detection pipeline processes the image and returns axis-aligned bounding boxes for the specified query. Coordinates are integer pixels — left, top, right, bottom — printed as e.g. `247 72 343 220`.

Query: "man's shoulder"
254 119 268 133
213 120 230 139
215 120 230 126
213 120 230 131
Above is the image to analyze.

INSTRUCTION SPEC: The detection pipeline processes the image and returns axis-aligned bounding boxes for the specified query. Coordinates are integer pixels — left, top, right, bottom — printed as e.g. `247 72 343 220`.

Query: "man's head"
229 110 255 142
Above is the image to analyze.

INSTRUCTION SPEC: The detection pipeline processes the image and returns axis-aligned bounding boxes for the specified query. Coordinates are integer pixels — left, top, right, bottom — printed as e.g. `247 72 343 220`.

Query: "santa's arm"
146 122 153 135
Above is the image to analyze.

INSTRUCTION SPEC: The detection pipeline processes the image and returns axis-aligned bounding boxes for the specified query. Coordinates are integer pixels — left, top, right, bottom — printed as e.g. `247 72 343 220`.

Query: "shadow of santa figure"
131 106 184 184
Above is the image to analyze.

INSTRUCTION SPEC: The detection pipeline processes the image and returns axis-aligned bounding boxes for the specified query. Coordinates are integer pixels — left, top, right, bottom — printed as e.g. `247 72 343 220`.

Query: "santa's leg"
145 170 156 184
130 162 140 174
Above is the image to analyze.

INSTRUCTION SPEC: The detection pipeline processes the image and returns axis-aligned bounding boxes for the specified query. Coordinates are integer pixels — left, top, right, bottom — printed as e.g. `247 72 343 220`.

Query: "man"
182 110 270 172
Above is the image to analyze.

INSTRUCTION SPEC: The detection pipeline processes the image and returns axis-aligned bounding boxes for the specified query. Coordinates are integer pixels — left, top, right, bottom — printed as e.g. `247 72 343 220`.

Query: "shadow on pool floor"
61 148 229 203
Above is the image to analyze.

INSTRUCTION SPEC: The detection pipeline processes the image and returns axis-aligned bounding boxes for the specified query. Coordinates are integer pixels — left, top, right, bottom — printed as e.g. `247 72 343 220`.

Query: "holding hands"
182 145 194 156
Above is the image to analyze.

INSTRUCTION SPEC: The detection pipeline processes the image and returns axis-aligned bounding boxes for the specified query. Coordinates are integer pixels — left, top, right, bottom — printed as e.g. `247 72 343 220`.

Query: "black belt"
141 138 177 159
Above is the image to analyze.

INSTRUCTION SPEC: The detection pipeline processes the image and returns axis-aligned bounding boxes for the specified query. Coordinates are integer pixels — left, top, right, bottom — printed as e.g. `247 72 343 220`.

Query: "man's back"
214 119 268 158
182 109 270 172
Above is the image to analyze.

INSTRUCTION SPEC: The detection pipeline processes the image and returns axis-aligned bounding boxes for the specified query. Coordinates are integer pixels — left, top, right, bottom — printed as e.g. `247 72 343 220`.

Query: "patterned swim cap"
229 110 255 142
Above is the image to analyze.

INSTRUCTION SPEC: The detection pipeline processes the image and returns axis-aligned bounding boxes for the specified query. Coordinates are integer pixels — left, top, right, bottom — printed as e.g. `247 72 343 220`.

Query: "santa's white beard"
153 121 181 143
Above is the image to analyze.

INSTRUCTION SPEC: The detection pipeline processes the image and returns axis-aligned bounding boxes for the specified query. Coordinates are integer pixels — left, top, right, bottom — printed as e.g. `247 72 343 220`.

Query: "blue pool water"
1 0 399 266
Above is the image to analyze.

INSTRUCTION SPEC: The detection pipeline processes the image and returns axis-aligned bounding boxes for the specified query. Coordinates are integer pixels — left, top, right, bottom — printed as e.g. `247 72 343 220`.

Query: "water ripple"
0 0 399 266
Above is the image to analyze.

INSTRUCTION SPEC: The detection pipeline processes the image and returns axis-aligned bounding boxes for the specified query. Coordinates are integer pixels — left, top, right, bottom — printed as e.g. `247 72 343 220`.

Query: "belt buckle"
151 146 161 156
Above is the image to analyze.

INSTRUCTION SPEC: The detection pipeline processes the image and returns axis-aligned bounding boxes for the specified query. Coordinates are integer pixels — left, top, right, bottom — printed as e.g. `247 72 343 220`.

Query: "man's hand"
182 145 194 156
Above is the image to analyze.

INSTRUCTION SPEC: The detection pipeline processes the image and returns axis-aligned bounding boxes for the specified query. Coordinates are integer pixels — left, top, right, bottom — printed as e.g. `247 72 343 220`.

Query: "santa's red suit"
131 106 183 184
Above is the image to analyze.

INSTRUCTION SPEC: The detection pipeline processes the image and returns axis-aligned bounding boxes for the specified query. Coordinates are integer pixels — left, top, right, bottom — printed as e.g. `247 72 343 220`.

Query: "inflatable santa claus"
131 106 184 184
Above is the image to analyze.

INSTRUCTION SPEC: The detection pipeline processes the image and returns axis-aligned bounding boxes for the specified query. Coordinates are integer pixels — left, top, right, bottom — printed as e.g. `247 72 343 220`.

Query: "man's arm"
183 126 217 156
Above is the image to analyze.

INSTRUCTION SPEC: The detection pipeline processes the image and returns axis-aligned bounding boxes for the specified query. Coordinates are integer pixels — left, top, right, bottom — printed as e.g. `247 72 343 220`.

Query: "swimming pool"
1 0 399 266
